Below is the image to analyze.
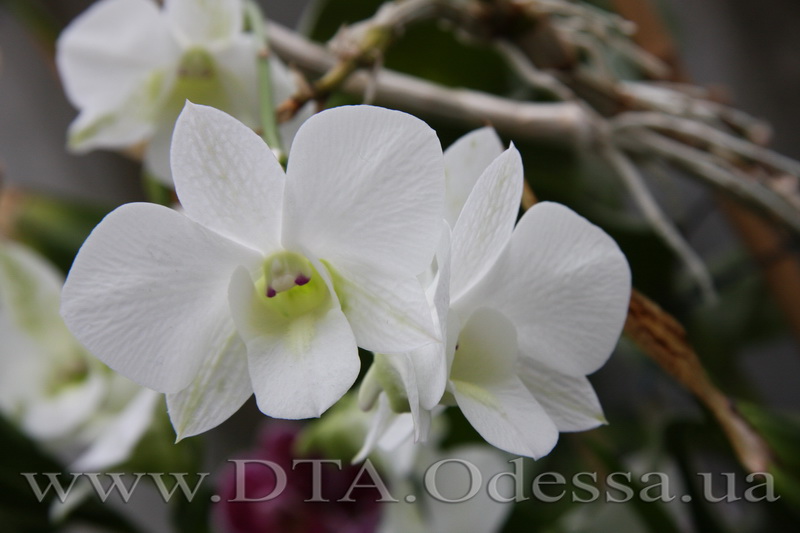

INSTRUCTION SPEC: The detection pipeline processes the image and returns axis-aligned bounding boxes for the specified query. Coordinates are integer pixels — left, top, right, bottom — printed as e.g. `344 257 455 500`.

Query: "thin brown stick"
624 290 772 473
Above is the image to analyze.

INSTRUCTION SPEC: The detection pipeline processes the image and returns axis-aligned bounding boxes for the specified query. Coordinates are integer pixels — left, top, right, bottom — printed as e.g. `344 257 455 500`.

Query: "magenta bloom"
214 423 382 533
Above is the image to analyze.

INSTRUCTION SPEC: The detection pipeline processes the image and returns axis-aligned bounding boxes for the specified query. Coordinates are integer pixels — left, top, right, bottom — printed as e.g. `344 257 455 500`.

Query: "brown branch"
522 168 771 474
624 290 773 473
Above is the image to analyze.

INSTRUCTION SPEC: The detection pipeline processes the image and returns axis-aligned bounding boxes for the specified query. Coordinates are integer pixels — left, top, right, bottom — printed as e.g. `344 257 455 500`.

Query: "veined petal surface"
167 327 252 439
450 145 523 302
460 202 631 377
326 260 438 354
171 103 285 252
61 203 261 393
443 127 504 227
283 105 444 277
518 357 606 432
450 308 558 458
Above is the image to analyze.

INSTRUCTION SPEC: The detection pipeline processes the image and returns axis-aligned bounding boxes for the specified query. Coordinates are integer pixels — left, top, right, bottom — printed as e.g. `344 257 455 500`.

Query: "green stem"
245 1 286 166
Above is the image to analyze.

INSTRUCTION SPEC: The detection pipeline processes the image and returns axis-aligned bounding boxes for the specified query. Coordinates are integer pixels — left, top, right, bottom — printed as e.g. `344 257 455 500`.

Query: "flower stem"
245 1 286 167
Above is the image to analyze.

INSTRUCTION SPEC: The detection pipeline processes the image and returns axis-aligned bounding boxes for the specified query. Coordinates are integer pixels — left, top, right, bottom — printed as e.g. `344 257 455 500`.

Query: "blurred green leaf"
737 401 800 517
0 415 141 533
10 194 111 274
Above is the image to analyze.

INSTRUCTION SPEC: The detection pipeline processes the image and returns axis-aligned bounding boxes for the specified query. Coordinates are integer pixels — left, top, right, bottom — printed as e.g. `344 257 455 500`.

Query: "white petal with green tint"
0 241 71 353
461 202 631 377
451 308 559 458
282 105 444 277
57 0 177 112
518 357 606 432
450 145 523 302
165 0 243 47
22 373 107 441
369 353 434 443
167 327 252 440
171 103 285 252
66 67 173 153
72 388 161 471
326 260 438 354
443 127 504 227
370 223 451 440
213 34 260 128
61 203 261 393
228 267 359 419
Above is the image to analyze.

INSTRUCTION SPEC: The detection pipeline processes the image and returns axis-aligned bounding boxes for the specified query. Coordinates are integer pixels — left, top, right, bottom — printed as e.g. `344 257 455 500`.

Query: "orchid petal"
0 317 46 415
443 127 504 227
164 0 242 47
56 0 177 112
327 260 438 354
213 34 260 129
167 328 252 440
171 102 285 252
228 268 359 419
353 394 415 465
283 105 444 276
451 308 558 458
66 68 174 153
22 373 107 441
0 241 71 350
461 202 631 376
370 224 451 440
518 357 606 432
61 203 261 393
71 389 161 471
454 377 558 459
373 353 434 443
450 145 523 302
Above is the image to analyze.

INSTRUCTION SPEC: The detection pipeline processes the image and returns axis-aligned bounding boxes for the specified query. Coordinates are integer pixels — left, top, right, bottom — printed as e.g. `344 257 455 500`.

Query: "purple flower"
214 423 382 533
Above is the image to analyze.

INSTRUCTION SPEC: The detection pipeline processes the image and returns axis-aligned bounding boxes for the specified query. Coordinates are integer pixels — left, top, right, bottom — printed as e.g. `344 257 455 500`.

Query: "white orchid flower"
0 240 158 467
61 103 444 439
363 127 631 458
56 0 305 184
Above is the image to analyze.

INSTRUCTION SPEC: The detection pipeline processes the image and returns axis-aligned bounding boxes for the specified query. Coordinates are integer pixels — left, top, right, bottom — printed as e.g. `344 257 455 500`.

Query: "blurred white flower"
0 240 158 469
56 0 305 184
362 127 631 459
61 104 444 438
353 396 512 533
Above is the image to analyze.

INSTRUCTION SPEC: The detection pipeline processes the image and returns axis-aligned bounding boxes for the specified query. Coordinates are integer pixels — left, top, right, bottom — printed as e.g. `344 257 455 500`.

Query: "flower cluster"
359 127 632 458
61 101 631 460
